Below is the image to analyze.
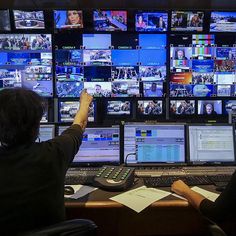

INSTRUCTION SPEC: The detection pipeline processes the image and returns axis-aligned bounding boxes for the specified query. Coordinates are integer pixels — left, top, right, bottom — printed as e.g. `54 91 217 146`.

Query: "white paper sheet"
110 186 171 213
64 185 97 199
191 186 220 202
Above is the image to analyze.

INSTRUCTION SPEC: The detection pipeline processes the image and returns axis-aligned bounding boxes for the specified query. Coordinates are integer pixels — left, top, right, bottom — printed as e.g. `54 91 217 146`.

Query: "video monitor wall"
54 33 167 100
169 33 236 118
0 34 53 97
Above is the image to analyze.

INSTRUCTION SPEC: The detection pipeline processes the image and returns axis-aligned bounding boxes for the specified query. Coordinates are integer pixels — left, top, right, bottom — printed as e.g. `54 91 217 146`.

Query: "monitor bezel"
186 123 236 166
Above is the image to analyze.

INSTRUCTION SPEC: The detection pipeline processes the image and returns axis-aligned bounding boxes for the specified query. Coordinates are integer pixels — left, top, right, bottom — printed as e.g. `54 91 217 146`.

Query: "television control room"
0 0 236 236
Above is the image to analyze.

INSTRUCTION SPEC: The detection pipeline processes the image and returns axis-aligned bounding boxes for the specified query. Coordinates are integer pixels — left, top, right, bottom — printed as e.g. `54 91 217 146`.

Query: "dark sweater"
0 124 83 235
200 170 236 223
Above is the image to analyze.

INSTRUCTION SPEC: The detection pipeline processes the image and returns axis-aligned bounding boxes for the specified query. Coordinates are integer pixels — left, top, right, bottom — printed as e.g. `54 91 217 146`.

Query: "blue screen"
139 49 166 66
83 34 111 49
139 34 166 49
112 50 139 66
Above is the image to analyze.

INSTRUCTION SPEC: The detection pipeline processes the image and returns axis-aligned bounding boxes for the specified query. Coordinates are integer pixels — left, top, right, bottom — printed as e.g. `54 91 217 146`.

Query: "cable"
124 153 136 166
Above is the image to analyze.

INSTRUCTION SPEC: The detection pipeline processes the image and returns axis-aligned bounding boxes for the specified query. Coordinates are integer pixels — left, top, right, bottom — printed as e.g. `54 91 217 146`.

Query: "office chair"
203 217 227 236
21 219 97 236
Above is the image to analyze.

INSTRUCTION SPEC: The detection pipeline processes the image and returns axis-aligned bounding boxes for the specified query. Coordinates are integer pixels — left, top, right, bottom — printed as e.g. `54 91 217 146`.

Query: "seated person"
0 88 93 235
171 175 236 236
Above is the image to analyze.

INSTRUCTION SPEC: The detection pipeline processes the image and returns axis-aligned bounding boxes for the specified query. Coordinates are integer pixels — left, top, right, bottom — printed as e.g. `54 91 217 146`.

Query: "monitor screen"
54 10 83 29
93 10 127 31
170 100 195 115
188 125 235 163
135 11 168 32
58 125 120 164
59 100 95 122
137 100 163 116
13 10 45 29
171 11 204 31
210 11 236 32
38 125 55 142
82 34 111 49
0 34 53 97
0 10 11 31
198 100 222 115
106 100 131 115
124 123 185 164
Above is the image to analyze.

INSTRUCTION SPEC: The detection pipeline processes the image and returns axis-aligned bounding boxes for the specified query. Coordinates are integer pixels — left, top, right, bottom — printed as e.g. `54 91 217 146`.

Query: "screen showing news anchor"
13 10 45 29
54 10 83 29
198 100 222 115
171 11 204 31
135 12 168 32
170 100 195 115
210 11 236 32
93 10 127 31
0 10 11 31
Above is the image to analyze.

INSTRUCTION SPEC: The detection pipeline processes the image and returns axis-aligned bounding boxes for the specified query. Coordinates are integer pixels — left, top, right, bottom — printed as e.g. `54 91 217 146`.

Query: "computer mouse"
64 186 75 195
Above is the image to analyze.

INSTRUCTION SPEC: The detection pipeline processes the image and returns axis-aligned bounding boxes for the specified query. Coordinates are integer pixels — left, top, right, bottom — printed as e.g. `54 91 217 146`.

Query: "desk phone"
93 166 135 191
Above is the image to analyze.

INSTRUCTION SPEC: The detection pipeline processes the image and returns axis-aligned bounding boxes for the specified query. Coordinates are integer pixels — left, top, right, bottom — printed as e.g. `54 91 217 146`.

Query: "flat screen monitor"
0 34 53 97
171 11 204 31
137 100 163 116
13 10 45 29
38 124 55 142
106 100 131 116
54 10 83 29
58 125 120 165
135 12 168 32
210 11 236 32
188 124 235 164
93 10 127 31
124 123 185 164
59 100 95 122
0 10 11 31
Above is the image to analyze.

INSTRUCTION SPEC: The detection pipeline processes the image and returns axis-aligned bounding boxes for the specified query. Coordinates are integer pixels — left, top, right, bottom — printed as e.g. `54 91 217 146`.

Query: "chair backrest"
21 219 97 236
203 217 227 236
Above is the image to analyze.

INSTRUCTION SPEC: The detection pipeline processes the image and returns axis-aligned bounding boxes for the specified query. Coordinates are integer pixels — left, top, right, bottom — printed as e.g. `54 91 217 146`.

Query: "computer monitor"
124 123 186 165
188 124 235 164
38 124 55 142
13 10 45 29
57 125 120 165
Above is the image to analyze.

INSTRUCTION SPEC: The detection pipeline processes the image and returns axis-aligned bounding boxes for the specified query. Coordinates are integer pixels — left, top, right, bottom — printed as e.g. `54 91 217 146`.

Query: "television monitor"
171 11 204 31
139 34 166 49
139 49 166 66
111 81 139 97
84 66 111 81
135 11 168 32
0 34 53 97
13 10 45 29
137 100 163 116
139 66 166 81
170 100 195 115
210 11 236 32
106 100 131 116
93 10 127 31
188 124 235 164
111 50 139 66
59 100 95 122
0 10 11 31
56 66 84 81
55 50 83 66
124 123 185 164
38 124 55 142
143 82 163 97
111 66 139 80
83 49 111 66
197 100 222 115
56 81 84 98
82 34 111 49
54 10 83 29
58 125 121 165
111 33 139 49
84 81 112 97
224 100 236 114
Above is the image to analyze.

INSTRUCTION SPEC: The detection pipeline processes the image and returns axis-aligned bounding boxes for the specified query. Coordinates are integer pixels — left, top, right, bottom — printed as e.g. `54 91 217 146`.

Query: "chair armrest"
21 219 97 236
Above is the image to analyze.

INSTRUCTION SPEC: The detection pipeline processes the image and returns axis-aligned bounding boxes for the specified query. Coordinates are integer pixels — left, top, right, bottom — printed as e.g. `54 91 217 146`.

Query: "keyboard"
143 175 213 187
208 174 232 183
65 168 99 185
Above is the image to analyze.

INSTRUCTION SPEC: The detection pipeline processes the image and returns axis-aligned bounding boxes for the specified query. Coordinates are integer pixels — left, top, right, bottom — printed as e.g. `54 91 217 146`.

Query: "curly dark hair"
0 88 44 147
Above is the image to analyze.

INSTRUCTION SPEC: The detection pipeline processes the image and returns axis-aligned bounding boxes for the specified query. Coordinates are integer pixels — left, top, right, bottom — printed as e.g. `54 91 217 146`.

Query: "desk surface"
65 180 219 236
